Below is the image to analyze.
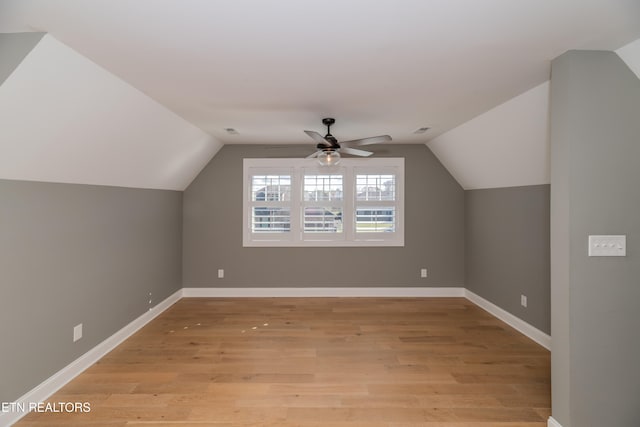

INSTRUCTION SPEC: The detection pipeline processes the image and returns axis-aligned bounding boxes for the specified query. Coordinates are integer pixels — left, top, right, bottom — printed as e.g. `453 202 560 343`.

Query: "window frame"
243 157 404 247
246 167 295 243
300 169 346 242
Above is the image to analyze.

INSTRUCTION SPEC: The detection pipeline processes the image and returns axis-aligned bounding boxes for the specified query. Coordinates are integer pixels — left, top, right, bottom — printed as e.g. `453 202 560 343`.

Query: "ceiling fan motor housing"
320 118 339 147
304 117 386 160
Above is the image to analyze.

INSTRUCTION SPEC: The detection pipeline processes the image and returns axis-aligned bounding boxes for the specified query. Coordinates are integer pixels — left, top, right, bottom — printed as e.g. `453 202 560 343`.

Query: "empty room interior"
1 1 640 426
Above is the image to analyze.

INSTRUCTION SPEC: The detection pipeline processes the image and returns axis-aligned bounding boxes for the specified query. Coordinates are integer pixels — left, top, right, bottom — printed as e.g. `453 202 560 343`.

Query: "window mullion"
343 166 355 242
289 167 301 243
244 158 403 247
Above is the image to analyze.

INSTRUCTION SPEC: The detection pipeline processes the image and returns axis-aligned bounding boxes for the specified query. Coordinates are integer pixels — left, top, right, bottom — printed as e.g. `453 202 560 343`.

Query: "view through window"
244 158 404 247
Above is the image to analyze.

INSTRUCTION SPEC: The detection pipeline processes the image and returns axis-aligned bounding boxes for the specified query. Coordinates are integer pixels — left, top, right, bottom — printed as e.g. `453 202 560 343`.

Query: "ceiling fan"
304 118 392 166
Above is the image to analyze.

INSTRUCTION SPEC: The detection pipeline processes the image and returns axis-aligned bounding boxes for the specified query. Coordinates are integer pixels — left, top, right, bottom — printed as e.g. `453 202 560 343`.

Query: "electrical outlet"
73 323 83 342
521 295 528 308
420 268 428 278
218 269 224 279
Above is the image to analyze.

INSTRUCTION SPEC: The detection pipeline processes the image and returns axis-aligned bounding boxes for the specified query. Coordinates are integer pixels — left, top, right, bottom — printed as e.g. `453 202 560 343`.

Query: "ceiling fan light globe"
317 150 341 166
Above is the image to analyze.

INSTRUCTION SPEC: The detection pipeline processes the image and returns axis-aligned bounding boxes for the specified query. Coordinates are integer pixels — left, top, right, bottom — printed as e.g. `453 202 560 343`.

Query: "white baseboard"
464 289 551 350
182 286 466 298
4 285 550 427
548 416 563 427
0 289 182 427
183 287 549 349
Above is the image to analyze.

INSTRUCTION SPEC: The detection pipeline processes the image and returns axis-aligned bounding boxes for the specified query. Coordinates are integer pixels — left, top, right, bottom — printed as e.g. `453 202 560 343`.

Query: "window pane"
251 175 291 201
356 174 395 201
304 207 343 233
356 207 395 232
304 174 343 201
252 207 290 232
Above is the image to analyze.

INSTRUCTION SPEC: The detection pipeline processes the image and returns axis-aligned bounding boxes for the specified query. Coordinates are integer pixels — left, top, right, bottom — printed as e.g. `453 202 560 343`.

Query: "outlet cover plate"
73 323 83 342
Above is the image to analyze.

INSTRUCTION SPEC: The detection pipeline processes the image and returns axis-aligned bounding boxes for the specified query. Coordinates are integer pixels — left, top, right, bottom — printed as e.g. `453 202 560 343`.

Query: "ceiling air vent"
413 127 430 134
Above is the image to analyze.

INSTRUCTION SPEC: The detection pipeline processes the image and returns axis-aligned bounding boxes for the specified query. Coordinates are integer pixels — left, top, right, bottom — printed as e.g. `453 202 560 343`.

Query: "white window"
243 158 404 247
355 171 397 235
250 173 291 234
302 173 344 235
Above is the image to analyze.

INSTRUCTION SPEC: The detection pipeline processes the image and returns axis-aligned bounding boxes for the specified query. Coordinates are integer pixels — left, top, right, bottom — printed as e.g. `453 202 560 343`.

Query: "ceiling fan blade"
304 130 332 147
306 151 320 159
341 135 392 146
340 147 373 157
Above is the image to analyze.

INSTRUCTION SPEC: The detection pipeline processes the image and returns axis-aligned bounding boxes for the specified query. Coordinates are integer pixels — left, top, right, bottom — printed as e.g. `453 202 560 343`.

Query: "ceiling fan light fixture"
304 118 384 162
317 150 341 166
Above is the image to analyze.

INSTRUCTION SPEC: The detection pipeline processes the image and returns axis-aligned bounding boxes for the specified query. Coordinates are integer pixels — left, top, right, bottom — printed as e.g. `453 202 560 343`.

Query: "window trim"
243 157 404 247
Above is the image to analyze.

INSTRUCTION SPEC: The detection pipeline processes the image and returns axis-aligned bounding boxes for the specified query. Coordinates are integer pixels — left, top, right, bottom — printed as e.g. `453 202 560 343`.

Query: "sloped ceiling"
0 2 639 191
1 0 639 146
617 38 640 78
428 82 550 190
0 32 44 86
0 34 222 190
427 38 640 190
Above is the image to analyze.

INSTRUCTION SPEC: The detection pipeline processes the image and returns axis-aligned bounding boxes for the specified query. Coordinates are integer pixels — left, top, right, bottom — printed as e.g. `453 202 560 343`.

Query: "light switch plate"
588 235 626 257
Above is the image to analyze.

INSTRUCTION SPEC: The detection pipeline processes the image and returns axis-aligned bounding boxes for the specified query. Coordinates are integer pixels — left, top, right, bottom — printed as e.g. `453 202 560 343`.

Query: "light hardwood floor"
16 297 550 426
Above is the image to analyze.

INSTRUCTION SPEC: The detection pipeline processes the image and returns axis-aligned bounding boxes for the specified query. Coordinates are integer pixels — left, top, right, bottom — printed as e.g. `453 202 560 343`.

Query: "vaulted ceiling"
1 1 639 190
0 34 221 190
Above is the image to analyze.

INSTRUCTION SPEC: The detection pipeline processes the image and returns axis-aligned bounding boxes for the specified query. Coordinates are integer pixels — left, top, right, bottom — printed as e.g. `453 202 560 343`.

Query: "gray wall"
0 32 45 86
465 185 550 334
549 51 573 427
550 51 640 427
183 144 464 287
0 180 183 403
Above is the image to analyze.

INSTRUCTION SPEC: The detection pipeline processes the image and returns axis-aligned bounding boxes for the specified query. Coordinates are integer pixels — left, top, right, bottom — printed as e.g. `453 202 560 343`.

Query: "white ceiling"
2 0 639 146
427 41 640 190
617 38 640 78
428 81 550 190
0 35 221 190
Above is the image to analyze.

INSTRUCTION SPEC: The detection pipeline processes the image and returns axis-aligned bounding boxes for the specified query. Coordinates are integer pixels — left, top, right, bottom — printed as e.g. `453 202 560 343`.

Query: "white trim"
243 158 405 247
182 286 465 298
183 287 550 349
548 416 564 427
4 285 552 427
0 289 182 427
465 289 551 350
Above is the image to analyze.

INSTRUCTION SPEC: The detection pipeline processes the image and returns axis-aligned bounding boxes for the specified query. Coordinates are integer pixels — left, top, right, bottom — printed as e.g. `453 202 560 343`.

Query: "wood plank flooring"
15 297 550 426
